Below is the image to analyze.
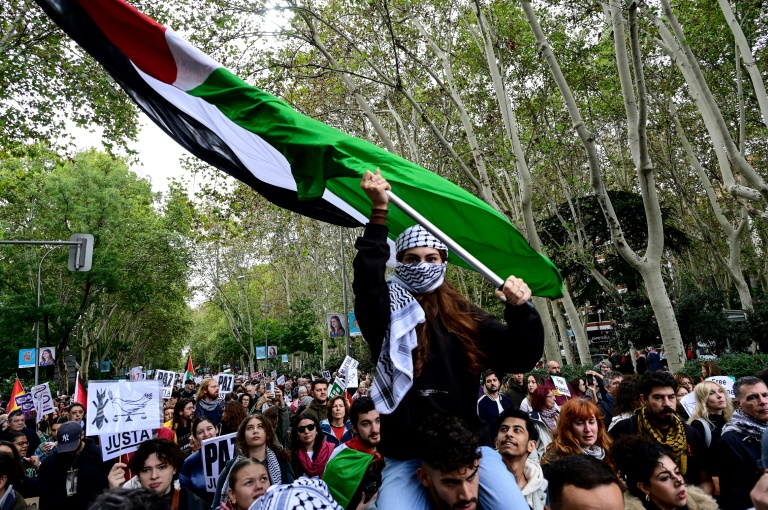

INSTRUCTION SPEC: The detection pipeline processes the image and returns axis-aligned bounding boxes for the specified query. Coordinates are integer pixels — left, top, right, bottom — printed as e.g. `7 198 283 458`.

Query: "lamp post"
36 245 65 385
237 275 267 374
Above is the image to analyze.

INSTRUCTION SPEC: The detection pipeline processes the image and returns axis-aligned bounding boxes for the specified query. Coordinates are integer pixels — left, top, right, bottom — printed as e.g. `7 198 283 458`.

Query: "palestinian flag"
184 354 194 382
35 0 563 297
73 371 87 412
323 443 374 508
8 378 24 412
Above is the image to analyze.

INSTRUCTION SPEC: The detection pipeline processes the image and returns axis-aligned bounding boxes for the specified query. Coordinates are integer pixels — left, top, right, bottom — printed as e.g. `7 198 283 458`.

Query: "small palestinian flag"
323 443 374 508
35 0 563 297
184 354 194 382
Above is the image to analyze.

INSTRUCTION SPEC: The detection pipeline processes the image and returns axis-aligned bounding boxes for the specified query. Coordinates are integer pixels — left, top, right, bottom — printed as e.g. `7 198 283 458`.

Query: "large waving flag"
35 0 563 297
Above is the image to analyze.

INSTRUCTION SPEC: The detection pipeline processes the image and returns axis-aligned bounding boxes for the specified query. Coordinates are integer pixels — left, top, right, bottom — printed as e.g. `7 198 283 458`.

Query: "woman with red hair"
541 398 612 468
528 386 559 462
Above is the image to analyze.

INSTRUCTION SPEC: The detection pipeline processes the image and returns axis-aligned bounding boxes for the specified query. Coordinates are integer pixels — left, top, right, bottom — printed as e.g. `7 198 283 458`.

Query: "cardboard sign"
100 428 152 461
31 383 54 422
86 380 163 437
706 376 736 398
155 370 176 399
550 376 571 397
680 391 697 417
217 373 235 397
202 432 237 492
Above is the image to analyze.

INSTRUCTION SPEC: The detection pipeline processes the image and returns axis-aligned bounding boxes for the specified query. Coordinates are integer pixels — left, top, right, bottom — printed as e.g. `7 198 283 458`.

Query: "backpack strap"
695 417 712 447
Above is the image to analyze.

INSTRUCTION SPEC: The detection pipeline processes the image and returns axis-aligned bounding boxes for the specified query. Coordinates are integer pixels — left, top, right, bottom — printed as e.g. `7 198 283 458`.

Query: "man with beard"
324 397 383 509
304 378 329 422
477 370 514 437
415 415 484 510
610 371 712 493
503 373 527 408
37 422 112 510
194 378 225 426
715 376 768 510
494 408 547 510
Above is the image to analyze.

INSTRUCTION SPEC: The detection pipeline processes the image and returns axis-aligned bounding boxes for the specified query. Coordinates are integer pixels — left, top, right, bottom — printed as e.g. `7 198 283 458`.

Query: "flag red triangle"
74 372 87 412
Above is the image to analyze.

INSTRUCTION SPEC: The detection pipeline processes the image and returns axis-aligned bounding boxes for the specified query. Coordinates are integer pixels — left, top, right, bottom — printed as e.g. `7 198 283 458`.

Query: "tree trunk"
561 285 592 364
641 266 685 370
552 300 575 365
534 296 561 365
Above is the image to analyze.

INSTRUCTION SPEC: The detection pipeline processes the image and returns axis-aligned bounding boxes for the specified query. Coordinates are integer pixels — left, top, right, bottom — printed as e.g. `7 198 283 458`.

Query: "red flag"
8 378 24 412
74 371 87 412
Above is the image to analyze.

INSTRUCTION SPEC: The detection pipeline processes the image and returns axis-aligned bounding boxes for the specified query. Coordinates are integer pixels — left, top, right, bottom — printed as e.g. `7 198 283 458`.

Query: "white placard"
100 429 152 461
339 356 359 373
347 367 359 388
276 375 286 386
31 383 55 422
155 370 176 399
128 366 143 381
216 374 235 397
706 376 736 398
680 391 697 417
86 380 163 437
194 376 203 384
270 370 277 379
550 376 571 397
202 432 237 492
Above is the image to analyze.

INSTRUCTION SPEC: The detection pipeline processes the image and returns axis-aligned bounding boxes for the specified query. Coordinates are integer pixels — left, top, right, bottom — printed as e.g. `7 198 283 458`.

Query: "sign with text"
339 356 359 374
202 432 237 492
216 373 235 397
31 383 54 422
346 367 359 388
276 375 286 386
270 370 277 379
155 370 176 399
86 380 162 437
680 391 697 417
550 376 571 397
14 393 34 413
706 376 736 398
100 428 152 461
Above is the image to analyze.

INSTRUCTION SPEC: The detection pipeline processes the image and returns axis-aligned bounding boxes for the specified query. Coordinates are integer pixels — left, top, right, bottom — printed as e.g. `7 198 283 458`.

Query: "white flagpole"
386 190 505 288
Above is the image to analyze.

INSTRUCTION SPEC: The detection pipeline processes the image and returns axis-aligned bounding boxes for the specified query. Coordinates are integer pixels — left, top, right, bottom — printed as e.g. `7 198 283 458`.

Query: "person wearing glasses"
289 413 334 478
1 411 40 455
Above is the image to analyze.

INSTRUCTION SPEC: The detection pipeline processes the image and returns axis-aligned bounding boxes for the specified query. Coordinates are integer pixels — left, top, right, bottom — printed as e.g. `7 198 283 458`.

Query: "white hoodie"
521 458 548 510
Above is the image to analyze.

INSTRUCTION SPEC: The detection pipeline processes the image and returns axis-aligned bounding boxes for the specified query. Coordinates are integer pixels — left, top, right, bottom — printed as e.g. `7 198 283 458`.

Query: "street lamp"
36 245 65 385
237 275 268 374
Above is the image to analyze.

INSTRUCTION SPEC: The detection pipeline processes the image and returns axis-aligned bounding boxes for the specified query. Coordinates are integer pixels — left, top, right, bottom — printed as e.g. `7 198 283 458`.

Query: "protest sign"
194 376 203 384
202 432 237 492
86 380 162 437
14 393 34 414
216 373 235 397
339 356 359 373
128 366 143 381
680 391 697 417
270 370 277 379
328 379 345 399
346 367 359 388
277 375 286 386
706 376 736 398
155 370 176 399
321 370 331 380
100 429 152 461
31 383 54 422
550 376 571 397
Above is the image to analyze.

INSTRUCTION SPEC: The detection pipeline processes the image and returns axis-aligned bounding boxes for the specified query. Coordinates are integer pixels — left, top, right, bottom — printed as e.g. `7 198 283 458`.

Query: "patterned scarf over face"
370 225 447 415
636 406 688 475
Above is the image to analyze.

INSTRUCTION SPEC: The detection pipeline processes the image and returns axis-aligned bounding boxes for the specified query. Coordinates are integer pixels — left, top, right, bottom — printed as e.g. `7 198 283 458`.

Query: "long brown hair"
412 281 486 378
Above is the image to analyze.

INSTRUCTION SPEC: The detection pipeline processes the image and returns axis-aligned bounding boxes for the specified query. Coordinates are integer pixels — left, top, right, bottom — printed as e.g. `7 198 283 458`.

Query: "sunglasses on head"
297 424 315 433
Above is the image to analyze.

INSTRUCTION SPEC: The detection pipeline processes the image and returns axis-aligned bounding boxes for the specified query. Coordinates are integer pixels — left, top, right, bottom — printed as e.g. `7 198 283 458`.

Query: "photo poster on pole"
281 354 289 363
18 348 36 369
268 346 277 359
38 346 56 367
85 380 163 437
327 313 348 338
31 383 55 423
348 312 362 337
128 366 143 381
155 370 176 399
550 375 571 397
100 361 111 372
216 373 235 398
706 376 736 398
256 346 267 360
101 429 152 461
202 433 237 492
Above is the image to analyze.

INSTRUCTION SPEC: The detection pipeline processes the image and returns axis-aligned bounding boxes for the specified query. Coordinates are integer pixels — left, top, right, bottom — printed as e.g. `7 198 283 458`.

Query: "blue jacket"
320 419 354 447
179 450 214 506
477 393 514 437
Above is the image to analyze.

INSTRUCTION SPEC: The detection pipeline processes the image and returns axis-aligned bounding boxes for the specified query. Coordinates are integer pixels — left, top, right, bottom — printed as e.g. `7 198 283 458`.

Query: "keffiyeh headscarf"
370 225 447 415
248 477 343 510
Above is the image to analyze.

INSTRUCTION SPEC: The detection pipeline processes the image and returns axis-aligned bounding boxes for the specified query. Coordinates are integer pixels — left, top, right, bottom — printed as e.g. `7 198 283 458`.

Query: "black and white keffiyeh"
218 449 283 508
722 408 768 440
248 477 343 510
370 225 448 415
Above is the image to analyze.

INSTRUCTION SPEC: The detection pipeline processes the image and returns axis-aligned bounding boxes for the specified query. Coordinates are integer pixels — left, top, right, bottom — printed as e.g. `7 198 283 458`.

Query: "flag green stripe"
188 68 563 298
323 446 373 508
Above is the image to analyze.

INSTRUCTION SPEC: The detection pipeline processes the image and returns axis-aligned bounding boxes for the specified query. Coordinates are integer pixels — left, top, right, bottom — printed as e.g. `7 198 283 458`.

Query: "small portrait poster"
18 349 36 369
281 354 289 363
348 312 362 337
256 346 267 360
327 314 347 338
268 346 277 359
39 347 56 367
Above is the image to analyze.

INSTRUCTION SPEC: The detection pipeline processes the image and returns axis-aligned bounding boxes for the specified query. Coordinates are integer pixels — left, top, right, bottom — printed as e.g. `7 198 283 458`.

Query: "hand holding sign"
108 463 128 489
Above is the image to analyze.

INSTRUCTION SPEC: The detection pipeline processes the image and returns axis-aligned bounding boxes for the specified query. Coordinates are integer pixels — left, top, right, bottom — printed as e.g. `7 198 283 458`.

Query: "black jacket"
714 429 763 510
38 438 112 510
353 223 545 460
